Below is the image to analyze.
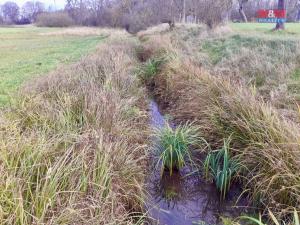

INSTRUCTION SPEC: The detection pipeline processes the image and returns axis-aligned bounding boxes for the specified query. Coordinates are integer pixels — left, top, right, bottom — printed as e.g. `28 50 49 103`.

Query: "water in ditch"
146 100 250 225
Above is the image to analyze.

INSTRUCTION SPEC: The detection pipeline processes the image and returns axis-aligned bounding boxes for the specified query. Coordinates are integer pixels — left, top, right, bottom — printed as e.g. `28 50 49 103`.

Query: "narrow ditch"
135 38 253 224
145 99 250 225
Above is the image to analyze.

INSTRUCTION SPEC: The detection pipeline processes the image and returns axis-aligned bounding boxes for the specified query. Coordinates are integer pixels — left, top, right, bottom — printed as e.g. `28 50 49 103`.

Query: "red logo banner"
257 9 286 19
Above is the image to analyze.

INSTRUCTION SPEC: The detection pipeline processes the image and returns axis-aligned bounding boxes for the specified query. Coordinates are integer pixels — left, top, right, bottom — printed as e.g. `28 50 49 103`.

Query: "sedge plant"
137 57 166 82
204 138 241 200
155 122 201 176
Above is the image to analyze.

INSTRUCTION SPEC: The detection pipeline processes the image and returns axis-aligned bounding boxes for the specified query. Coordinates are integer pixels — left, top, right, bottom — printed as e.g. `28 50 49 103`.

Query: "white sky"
0 0 65 9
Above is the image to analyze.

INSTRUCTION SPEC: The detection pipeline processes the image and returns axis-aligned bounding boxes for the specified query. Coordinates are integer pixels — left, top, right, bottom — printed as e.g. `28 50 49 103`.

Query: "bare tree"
182 0 186 22
63 0 234 31
22 1 44 22
1 1 19 23
275 0 285 29
238 0 248 22
0 5 3 23
150 0 179 28
296 0 300 21
194 0 233 28
0 14 3 24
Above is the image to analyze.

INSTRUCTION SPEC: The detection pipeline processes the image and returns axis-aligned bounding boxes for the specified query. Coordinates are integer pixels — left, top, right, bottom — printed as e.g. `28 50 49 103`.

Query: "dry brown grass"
0 34 149 224
138 24 300 116
40 27 127 37
138 27 300 220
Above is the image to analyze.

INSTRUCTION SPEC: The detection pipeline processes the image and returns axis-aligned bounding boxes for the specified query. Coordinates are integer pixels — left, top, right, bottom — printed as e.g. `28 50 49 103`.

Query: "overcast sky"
0 0 65 9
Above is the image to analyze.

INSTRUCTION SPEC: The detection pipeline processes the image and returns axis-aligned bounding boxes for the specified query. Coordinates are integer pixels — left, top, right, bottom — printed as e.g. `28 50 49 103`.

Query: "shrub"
196 0 232 28
16 17 31 25
36 12 74 27
155 123 201 175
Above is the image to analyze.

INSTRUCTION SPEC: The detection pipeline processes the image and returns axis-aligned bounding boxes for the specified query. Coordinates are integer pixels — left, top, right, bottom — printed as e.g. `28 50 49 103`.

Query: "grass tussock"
204 138 241 200
0 36 149 224
137 58 164 82
139 30 300 220
154 123 201 175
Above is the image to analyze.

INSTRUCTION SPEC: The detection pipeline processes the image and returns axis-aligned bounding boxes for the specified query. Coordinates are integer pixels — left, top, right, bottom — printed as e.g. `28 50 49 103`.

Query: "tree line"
0 0 299 30
0 1 45 24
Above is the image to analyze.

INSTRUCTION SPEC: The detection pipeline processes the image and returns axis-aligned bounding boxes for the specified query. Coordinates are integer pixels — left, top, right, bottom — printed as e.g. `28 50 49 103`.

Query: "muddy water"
146 100 249 225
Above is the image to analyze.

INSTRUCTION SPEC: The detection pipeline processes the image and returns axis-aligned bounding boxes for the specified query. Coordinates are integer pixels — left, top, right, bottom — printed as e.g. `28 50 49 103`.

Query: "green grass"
230 22 300 35
137 57 165 82
0 26 105 105
199 23 300 102
291 68 300 80
201 33 298 65
287 72 300 101
155 123 201 175
204 138 241 200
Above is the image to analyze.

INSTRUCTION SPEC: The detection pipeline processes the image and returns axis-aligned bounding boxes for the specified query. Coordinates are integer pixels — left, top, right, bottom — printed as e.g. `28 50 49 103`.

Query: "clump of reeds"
137 57 166 83
154 123 201 175
204 138 241 199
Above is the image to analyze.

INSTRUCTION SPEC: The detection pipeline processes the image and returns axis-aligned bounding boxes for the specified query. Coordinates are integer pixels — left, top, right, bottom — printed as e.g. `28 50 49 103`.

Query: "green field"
198 23 300 100
0 26 105 105
230 22 300 35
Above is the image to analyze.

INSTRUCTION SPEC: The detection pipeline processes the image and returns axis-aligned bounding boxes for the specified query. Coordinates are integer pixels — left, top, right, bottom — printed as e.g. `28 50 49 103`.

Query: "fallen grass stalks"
239 209 300 225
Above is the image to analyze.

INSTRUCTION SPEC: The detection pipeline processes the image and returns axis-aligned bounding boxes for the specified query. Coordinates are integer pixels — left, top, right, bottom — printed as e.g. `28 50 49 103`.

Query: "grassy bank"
137 23 300 222
0 31 149 224
2 22 300 224
0 26 106 105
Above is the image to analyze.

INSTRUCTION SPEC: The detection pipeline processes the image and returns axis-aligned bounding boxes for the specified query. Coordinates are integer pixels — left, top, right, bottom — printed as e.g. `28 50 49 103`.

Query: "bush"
16 17 31 25
196 0 232 28
36 12 74 27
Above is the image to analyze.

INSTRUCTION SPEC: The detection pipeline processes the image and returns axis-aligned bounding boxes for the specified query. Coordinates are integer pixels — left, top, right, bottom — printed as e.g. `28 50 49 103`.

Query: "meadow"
0 26 105 105
1 23 300 225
